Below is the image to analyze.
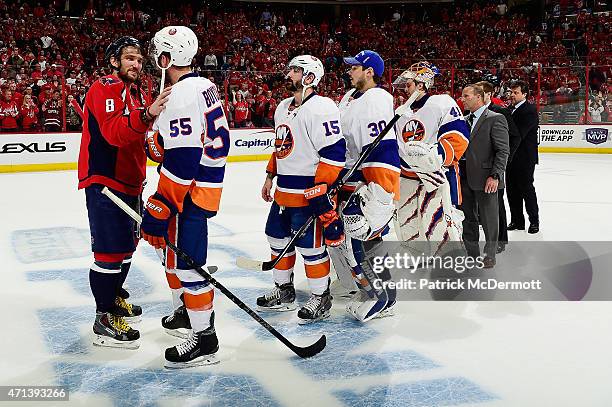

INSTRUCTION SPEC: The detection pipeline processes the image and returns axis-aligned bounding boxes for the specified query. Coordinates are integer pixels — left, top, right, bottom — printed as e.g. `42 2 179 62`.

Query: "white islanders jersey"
267 94 346 207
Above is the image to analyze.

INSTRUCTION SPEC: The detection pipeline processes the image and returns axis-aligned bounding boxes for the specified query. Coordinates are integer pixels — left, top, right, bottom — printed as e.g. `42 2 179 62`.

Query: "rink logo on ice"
585 128 609 145
12 227 91 263
0 141 67 154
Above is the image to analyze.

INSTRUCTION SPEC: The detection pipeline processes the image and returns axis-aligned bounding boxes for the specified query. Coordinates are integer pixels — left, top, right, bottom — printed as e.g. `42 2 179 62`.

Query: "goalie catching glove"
304 184 344 247
141 193 177 249
341 182 395 241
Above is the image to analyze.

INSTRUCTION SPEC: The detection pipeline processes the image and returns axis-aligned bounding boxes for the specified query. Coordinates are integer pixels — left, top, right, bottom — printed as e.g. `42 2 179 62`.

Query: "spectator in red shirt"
8 83 23 106
263 91 276 127
33 3 45 18
232 92 249 128
42 90 62 132
0 89 20 132
20 93 39 131
38 86 52 105
31 64 43 81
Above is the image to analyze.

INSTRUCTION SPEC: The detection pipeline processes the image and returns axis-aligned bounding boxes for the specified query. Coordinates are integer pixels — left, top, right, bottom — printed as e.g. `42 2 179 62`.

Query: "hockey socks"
89 262 122 313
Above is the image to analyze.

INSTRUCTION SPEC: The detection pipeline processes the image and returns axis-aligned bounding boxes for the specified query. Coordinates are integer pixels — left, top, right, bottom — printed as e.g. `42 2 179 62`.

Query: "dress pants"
507 162 539 227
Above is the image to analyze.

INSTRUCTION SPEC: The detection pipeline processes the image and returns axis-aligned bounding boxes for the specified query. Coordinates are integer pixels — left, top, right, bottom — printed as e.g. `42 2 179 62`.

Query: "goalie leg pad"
328 247 359 297
345 240 396 322
342 182 395 241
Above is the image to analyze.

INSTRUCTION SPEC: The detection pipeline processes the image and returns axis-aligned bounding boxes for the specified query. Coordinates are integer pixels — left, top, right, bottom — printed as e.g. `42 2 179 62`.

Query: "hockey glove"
304 184 345 247
141 193 177 249
145 131 164 163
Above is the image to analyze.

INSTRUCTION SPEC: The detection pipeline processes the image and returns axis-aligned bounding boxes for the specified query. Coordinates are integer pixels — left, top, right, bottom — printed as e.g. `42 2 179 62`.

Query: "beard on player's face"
117 63 140 83
354 77 367 91
285 77 302 92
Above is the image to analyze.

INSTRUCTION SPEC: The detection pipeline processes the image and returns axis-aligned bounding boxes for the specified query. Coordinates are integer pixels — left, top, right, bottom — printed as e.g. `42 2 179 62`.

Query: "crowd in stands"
0 0 610 132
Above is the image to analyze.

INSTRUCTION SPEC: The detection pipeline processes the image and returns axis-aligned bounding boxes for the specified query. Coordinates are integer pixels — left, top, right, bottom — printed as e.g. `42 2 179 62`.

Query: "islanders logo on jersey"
401 118 426 143
275 124 294 159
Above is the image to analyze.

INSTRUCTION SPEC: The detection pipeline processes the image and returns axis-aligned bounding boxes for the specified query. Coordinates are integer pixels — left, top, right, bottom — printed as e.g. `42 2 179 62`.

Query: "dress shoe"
507 223 525 231
496 243 506 254
482 256 496 269
528 224 539 234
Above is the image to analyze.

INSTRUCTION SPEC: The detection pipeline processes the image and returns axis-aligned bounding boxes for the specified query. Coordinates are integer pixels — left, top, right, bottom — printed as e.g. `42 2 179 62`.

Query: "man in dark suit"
460 85 509 268
477 80 521 253
507 80 540 234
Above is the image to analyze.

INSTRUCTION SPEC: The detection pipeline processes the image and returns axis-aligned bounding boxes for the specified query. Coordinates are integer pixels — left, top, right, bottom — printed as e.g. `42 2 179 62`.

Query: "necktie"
466 113 475 129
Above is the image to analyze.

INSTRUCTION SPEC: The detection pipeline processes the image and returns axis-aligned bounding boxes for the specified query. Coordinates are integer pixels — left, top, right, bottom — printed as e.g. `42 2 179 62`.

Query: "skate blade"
93 335 140 350
372 306 395 320
297 310 330 325
360 303 396 323
164 327 190 339
164 354 219 369
257 303 297 312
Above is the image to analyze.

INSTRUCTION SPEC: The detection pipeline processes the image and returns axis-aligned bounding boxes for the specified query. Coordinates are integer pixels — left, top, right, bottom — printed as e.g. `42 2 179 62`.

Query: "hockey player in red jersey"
78 36 171 349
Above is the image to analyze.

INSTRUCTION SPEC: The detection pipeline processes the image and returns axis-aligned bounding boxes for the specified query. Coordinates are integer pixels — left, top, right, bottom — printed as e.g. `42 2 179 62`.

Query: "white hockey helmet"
393 61 439 90
150 26 198 69
287 55 324 87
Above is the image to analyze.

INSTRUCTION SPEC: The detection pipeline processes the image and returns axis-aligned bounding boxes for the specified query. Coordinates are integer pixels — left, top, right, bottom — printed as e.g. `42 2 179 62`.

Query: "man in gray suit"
460 85 509 268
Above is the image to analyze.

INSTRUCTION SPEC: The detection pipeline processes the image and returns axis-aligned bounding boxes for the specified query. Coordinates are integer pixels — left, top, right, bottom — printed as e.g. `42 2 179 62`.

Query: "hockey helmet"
150 26 198 69
105 36 141 67
393 61 439 90
482 72 500 87
287 55 324 87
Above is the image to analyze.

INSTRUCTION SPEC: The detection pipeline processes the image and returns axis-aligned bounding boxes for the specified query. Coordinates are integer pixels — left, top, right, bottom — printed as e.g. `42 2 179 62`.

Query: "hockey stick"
236 113 401 272
101 187 326 358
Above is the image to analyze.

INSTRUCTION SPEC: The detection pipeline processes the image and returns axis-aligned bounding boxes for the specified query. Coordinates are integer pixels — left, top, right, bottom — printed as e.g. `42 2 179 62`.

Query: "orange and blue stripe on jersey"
274 174 316 207
158 147 201 212
191 164 225 213
271 139 345 208
436 119 468 206
436 120 470 166
314 139 346 186
359 138 401 200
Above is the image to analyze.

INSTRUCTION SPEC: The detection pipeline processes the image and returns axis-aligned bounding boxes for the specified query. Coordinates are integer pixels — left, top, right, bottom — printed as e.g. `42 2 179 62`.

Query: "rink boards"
0 125 611 173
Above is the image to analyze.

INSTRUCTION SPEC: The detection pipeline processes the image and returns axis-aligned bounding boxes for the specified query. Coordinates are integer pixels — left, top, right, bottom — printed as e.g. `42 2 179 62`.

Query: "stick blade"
236 256 274 271
292 335 326 359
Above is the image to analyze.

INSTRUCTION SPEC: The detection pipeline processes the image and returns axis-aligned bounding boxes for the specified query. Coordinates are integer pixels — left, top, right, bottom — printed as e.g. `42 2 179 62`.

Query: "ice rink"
1 153 611 407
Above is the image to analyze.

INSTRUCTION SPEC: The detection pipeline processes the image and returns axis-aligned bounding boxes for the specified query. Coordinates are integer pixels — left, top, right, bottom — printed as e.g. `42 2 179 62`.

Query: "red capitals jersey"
78 75 150 196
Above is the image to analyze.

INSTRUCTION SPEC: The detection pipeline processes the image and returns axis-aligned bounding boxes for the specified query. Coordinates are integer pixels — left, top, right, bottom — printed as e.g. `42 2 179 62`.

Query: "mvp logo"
0 142 67 154
585 128 609 145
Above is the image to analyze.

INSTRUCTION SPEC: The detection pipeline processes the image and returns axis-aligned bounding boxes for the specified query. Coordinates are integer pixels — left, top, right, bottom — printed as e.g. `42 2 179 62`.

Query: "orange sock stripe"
165 271 182 289
305 259 330 279
184 290 214 311
271 253 296 270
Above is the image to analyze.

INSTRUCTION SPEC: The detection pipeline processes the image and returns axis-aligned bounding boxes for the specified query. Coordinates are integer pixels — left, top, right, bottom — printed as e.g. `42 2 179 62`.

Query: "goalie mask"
150 26 198 69
393 61 439 90
341 183 395 241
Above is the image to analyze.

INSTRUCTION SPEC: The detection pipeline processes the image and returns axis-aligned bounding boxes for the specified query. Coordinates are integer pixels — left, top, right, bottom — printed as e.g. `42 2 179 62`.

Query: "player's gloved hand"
145 131 164 163
141 193 177 249
320 212 345 247
304 184 344 247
